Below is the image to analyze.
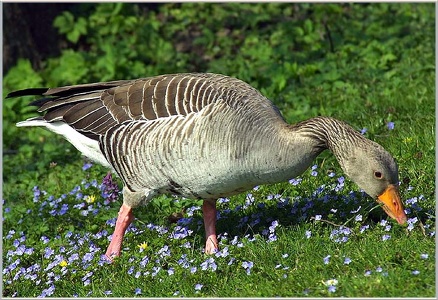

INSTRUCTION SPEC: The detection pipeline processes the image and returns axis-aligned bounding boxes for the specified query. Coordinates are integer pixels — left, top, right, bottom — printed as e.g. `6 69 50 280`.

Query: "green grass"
2 2 435 298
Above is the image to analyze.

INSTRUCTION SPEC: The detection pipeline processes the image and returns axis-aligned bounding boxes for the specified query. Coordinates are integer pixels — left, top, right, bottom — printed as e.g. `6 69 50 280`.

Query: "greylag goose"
8 73 407 259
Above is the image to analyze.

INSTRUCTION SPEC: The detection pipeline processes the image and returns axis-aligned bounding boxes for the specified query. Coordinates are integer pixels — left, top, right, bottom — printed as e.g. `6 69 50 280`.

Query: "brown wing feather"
9 73 282 141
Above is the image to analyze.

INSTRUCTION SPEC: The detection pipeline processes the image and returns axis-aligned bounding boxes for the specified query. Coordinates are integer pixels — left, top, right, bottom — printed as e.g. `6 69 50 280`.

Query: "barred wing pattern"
15 73 285 196
27 73 278 141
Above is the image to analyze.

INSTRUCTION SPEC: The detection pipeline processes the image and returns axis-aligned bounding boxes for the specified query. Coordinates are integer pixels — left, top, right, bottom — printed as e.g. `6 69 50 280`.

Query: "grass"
2 2 436 298
2 157 435 297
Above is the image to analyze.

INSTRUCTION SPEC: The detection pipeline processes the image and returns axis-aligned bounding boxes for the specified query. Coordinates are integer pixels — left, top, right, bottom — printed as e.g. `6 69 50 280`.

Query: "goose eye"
374 171 383 179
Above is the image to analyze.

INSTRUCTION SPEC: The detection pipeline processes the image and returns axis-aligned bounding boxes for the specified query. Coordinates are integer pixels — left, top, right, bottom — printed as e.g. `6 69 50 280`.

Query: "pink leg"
105 203 134 261
202 199 218 254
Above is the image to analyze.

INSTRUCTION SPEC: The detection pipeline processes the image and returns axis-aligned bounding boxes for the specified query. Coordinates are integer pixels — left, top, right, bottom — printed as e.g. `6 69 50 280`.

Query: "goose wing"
9 73 281 141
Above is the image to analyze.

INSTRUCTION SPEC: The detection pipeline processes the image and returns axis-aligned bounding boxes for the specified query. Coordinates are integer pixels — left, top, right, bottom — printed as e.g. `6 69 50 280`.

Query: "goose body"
9 73 407 259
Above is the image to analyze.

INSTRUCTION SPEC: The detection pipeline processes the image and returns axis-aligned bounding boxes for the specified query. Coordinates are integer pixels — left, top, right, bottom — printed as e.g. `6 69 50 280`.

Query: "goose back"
15 73 298 202
24 73 284 140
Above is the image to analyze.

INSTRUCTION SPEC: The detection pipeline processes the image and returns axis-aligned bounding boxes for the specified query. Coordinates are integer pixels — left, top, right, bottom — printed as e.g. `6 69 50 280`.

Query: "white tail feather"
17 119 111 168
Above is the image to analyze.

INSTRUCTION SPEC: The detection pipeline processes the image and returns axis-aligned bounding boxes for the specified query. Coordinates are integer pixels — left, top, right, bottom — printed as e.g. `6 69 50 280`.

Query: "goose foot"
202 199 218 254
105 203 134 261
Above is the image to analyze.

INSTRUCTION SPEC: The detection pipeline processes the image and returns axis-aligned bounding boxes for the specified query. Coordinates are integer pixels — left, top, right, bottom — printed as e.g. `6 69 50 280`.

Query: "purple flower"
101 172 120 202
355 214 363 222
360 128 367 135
387 122 395 130
315 215 322 221
344 257 352 265
412 270 420 275
194 283 203 291
134 288 142 295
103 290 112 295
364 270 372 276
323 255 331 265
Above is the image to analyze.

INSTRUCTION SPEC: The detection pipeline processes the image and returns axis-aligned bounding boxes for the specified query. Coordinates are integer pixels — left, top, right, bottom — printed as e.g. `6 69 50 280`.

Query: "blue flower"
420 253 429 259
134 288 142 295
82 252 94 262
82 162 93 171
289 178 302 185
44 247 54 259
412 270 420 275
200 257 217 271
323 255 331 265
328 285 337 293
305 230 312 239
39 284 55 297
360 224 369 233
382 234 391 241
387 122 395 130
344 257 352 265
360 128 367 135
242 261 254 275
194 283 203 291
215 246 230 258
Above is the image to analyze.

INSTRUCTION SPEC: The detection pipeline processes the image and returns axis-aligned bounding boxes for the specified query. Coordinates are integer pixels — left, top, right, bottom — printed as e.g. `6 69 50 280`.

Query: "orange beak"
377 184 407 225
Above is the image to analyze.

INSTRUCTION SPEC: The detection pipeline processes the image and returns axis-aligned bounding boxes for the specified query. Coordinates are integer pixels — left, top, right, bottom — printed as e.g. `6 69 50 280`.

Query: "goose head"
341 141 407 225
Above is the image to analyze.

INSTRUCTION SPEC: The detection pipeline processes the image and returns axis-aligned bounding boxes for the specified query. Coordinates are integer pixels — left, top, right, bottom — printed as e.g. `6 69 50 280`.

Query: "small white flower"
323 278 338 286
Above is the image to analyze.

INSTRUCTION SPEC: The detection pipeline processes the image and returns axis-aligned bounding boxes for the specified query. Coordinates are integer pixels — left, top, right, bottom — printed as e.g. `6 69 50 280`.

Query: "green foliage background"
2 2 435 297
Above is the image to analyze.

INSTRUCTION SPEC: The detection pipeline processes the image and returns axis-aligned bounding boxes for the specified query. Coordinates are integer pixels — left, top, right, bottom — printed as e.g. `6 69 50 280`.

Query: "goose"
8 73 407 260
